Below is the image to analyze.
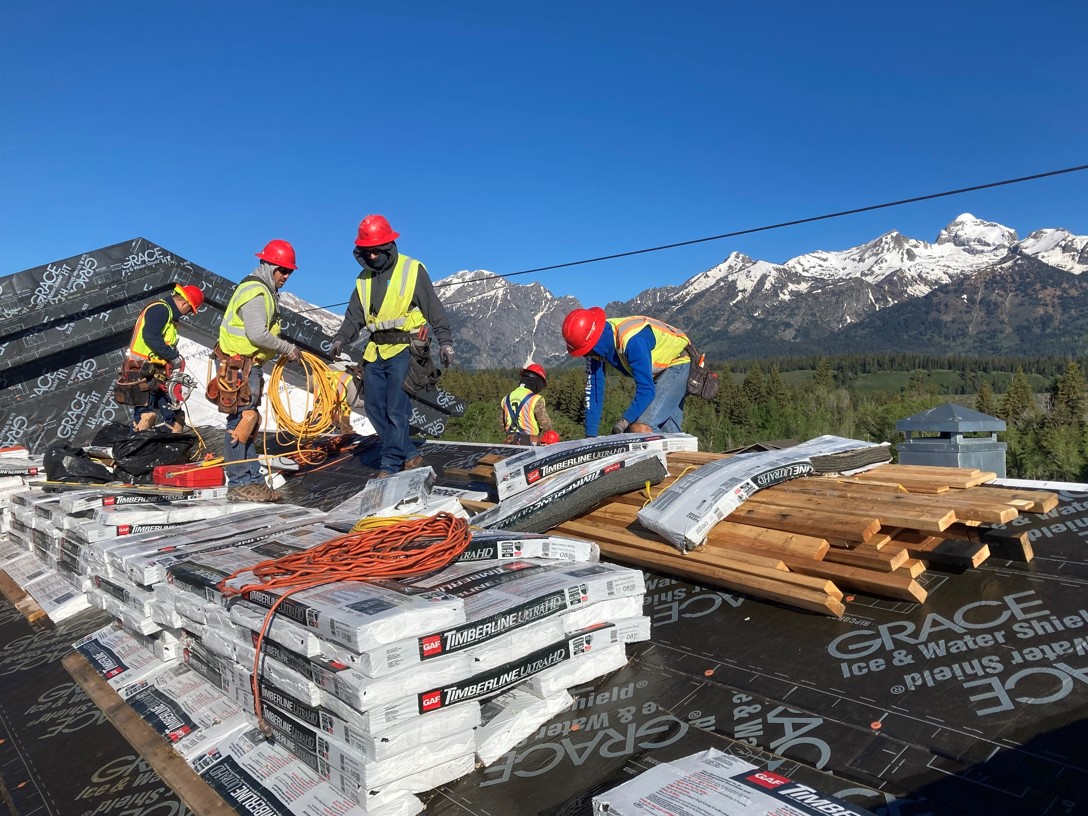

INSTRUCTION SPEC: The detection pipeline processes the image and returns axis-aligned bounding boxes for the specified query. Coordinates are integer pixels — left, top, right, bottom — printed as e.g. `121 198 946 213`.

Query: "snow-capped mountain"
407 215 1088 365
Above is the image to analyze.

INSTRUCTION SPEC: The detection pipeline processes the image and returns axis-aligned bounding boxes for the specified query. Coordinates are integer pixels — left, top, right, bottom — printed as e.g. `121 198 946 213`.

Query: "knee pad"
232 409 261 444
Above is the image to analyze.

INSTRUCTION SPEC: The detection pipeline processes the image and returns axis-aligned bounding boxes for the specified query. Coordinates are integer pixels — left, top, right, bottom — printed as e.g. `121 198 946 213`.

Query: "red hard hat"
175 284 204 312
522 363 547 384
255 239 298 270
355 214 400 247
539 430 561 445
562 307 607 357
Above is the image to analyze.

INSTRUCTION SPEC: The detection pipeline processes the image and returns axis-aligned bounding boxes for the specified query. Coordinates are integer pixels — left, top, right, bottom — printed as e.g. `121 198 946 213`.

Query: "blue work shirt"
583 324 658 436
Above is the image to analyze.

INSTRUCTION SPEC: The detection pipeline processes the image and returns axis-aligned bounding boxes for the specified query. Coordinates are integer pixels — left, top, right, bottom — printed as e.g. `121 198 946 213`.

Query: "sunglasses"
274 267 293 276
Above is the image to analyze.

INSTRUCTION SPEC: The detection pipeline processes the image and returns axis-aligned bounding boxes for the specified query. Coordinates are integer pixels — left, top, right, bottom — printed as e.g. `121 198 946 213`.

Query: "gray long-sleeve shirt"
239 264 298 358
333 250 453 347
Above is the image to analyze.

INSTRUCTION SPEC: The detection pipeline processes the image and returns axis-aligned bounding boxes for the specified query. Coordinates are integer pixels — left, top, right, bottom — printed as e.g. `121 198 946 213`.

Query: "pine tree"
1051 361 1087 427
814 358 833 389
975 381 997 416
998 368 1036 424
742 362 765 405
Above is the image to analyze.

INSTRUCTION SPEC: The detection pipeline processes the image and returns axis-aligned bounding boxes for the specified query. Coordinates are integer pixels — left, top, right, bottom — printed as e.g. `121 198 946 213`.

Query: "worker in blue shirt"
562 307 691 437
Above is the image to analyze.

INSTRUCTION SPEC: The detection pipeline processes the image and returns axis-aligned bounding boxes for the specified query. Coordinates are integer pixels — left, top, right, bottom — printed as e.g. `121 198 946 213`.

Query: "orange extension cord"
217 512 472 735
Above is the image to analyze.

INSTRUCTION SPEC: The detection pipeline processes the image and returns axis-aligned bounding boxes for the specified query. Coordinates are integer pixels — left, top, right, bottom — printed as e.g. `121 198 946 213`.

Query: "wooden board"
0 569 51 630
62 652 237 816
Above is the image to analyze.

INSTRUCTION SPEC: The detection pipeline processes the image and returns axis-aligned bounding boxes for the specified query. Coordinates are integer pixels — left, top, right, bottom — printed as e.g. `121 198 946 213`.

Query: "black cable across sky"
300 162 1088 314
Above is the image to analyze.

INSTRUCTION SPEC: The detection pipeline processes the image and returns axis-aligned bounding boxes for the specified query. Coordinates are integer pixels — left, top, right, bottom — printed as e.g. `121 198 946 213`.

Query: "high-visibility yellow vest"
611 317 690 377
355 254 427 362
218 278 281 360
127 299 176 363
501 385 542 436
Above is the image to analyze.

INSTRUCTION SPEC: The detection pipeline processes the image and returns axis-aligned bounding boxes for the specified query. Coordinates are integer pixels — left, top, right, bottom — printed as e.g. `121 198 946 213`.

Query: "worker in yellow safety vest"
500 363 555 445
216 239 301 503
329 215 455 477
562 308 691 437
121 284 205 432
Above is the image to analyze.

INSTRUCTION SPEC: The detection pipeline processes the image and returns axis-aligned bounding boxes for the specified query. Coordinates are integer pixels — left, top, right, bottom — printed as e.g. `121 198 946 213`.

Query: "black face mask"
354 242 396 273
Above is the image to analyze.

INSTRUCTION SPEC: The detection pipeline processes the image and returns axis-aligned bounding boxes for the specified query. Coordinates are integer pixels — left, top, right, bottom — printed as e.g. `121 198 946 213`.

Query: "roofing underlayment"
1 246 1087 816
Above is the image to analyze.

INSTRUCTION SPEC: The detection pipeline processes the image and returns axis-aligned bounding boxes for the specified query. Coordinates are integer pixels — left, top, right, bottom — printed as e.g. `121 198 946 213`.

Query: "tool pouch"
207 346 253 413
114 359 152 406
684 343 719 401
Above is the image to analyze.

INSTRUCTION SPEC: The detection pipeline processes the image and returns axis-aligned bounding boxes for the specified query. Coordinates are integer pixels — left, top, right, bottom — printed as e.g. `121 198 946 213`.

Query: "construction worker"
562 307 691 437
330 215 454 477
500 364 555 445
121 284 204 432
216 239 301 502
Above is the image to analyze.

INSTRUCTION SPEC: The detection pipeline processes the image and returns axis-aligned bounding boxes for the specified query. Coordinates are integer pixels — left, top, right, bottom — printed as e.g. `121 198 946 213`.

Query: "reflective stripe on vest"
219 279 280 358
356 254 427 362
611 316 690 376
127 299 176 362
501 386 542 436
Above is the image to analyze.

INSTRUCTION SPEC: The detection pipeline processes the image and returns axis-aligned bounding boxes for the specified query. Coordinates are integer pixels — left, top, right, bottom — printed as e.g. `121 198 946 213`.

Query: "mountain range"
288 214 1088 368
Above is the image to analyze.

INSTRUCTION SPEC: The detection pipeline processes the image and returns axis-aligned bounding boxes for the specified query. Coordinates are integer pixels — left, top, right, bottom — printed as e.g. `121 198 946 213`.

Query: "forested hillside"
440 355 1088 481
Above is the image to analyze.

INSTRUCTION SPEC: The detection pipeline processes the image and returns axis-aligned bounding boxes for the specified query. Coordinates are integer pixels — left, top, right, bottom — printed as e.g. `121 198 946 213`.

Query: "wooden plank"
0 569 52 630
747 491 955 533
554 520 840 596
892 558 927 578
858 465 996 489
576 541 845 617
823 545 908 572
939 524 1034 562
963 486 1058 513
779 558 927 603
63 653 237 816
725 503 880 542
666 451 729 466
917 540 991 569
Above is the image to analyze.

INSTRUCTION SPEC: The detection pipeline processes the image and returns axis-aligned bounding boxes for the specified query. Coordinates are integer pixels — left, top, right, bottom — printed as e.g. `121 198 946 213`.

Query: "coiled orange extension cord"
217 512 472 735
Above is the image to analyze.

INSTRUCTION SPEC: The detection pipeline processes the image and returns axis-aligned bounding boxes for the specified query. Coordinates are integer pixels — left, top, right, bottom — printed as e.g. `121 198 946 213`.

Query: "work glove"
329 339 344 360
286 346 301 364
167 356 184 372
439 344 455 368
611 418 631 435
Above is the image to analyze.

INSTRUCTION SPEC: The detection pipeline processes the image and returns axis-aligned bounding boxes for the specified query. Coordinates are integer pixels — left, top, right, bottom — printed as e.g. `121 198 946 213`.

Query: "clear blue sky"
3 1 1086 314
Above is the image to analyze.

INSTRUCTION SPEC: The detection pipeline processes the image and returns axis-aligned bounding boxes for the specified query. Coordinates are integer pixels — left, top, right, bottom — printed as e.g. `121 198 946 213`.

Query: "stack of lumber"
456 454 1057 618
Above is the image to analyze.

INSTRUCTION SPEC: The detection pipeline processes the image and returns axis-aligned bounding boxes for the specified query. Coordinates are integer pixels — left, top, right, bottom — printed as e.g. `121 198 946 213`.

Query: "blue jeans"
224 365 264 487
363 349 417 472
638 363 688 433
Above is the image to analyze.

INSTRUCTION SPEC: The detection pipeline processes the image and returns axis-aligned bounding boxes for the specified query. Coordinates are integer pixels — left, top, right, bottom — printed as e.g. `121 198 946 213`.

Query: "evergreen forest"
440 355 1088 482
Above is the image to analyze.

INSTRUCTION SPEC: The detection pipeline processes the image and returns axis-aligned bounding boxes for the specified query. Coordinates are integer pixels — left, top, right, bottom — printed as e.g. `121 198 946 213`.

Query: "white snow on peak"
435 269 505 302
1016 228 1088 274
935 213 1018 254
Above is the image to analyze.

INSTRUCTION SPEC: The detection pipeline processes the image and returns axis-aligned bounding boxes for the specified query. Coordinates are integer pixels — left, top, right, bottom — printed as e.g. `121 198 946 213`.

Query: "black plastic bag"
43 445 115 484
111 428 198 483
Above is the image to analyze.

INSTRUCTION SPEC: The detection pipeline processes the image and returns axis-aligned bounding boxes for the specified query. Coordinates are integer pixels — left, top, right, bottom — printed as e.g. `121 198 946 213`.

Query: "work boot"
374 470 395 479
402 455 424 471
628 422 654 434
228 483 283 503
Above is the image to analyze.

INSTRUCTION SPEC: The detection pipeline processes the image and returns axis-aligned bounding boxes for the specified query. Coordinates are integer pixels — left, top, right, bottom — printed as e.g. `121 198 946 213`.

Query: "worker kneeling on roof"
214 239 301 503
116 284 204 433
562 307 691 437
500 363 556 445
329 215 455 478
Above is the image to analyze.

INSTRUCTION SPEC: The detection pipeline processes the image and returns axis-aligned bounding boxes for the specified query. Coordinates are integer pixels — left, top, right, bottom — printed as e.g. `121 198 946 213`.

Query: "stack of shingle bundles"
164 534 644 802
83 505 325 636
4 488 92 621
71 624 402 816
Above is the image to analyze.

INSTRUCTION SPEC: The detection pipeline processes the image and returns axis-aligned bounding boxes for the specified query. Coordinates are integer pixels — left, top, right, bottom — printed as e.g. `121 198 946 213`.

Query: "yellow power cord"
266 351 347 466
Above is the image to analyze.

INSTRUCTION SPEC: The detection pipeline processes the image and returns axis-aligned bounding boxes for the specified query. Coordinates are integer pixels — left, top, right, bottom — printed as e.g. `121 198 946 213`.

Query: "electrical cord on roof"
291 162 1088 315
